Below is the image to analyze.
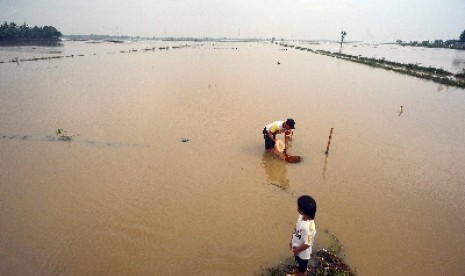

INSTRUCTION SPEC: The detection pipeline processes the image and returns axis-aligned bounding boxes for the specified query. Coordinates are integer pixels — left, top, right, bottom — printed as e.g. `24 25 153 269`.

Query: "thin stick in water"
324 128 334 155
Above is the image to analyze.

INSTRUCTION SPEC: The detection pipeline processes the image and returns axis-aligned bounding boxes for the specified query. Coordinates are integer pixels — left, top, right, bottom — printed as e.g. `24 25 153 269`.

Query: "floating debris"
270 182 286 190
55 128 78 141
285 154 301 163
0 44 196 64
1 131 149 148
283 149 302 163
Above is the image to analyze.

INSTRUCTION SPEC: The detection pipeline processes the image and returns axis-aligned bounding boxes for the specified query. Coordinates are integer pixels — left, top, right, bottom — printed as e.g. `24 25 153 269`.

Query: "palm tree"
460 30 465 42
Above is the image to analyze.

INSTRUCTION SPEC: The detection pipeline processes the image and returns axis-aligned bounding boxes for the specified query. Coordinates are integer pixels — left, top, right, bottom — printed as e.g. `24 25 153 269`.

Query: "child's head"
297 195 317 220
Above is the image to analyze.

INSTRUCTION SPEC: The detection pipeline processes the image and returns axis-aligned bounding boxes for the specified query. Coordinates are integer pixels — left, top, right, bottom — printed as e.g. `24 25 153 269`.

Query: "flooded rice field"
1 41 465 275
295 41 465 74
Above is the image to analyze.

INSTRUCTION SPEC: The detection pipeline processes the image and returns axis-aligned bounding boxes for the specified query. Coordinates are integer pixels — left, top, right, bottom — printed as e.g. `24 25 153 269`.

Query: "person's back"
265 121 285 134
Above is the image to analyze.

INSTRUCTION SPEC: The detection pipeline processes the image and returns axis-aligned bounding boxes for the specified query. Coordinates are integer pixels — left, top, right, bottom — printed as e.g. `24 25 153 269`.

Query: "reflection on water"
322 155 329 179
261 152 290 189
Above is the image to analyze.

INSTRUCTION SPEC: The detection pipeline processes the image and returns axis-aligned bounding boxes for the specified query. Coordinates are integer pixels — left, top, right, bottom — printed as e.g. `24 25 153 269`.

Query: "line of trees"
0 22 62 42
395 29 465 49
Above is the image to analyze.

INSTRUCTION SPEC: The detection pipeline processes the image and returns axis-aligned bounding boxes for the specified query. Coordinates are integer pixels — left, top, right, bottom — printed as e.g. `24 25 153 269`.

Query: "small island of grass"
262 230 356 276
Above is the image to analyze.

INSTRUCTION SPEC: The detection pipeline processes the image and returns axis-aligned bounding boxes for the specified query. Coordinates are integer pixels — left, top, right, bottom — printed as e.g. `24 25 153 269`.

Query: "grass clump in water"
261 230 355 276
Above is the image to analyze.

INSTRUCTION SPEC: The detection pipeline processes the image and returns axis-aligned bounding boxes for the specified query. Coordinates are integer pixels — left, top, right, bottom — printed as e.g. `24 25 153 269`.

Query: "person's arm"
292 227 310 255
292 243 310 255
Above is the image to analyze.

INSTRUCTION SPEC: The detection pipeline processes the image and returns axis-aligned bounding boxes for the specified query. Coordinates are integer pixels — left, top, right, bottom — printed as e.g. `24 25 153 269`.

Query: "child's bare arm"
292 244 310 255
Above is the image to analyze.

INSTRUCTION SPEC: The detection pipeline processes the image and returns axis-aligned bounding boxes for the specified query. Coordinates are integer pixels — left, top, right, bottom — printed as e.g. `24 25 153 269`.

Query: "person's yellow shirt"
270 123 280 134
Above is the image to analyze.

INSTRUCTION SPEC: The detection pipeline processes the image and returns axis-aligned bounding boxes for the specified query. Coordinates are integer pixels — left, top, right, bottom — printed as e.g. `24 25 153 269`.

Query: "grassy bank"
279 43 465 89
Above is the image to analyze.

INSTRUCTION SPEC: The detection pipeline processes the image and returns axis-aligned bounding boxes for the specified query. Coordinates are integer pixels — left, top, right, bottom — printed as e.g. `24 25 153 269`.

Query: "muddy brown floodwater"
1 41 464 275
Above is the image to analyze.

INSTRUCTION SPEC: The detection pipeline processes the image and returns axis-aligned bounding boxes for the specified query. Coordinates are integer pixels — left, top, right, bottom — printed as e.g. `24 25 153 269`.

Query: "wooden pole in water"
324 128 334 155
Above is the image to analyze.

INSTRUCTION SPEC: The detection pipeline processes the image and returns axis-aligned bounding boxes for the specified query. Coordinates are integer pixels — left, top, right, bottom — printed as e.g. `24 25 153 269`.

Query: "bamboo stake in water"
324 128 334 155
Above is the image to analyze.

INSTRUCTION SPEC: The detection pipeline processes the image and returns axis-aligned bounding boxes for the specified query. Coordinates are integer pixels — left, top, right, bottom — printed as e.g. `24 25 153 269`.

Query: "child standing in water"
290 195 317 276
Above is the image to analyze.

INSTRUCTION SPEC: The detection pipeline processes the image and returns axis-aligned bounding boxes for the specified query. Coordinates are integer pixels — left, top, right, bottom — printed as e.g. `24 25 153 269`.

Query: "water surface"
294 41 465 73
1 41 465 275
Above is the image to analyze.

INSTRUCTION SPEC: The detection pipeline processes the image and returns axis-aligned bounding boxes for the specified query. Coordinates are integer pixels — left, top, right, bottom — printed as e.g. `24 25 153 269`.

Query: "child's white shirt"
291 214 316 260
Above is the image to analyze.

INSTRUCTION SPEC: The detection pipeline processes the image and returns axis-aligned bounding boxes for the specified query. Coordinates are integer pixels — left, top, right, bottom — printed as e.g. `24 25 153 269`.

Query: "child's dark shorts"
295 256 309 273
263 128 275 150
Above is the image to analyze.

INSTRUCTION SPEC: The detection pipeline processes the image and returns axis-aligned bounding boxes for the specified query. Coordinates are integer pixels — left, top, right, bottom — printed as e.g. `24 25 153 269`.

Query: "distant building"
421 40 430 47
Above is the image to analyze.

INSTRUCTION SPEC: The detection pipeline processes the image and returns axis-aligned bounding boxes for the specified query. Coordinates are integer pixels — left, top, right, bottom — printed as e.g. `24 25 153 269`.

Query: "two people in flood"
262 119 317 274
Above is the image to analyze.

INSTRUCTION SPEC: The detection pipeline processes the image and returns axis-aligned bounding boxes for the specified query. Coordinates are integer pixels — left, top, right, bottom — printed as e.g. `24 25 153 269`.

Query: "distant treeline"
0 22 62 42
396 39 465 50
395 29 465 50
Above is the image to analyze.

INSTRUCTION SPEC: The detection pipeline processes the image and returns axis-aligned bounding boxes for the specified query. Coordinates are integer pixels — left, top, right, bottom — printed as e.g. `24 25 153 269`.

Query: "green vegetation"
261 230 355 276
0 22 62 42
394 30 465 49
281 43 465 89
456 70 465 79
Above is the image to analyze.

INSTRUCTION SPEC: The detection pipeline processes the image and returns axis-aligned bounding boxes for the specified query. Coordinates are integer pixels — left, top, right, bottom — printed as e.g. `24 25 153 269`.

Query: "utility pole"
340 31 347 47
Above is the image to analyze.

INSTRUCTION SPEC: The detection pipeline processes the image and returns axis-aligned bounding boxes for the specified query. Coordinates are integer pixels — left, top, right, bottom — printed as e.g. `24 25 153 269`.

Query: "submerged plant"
456 70 465 79
261 230 356 276
55 128 78 141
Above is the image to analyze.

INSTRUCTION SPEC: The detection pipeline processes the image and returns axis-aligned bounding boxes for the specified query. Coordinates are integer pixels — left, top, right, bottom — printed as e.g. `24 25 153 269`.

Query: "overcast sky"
1 0 464 42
